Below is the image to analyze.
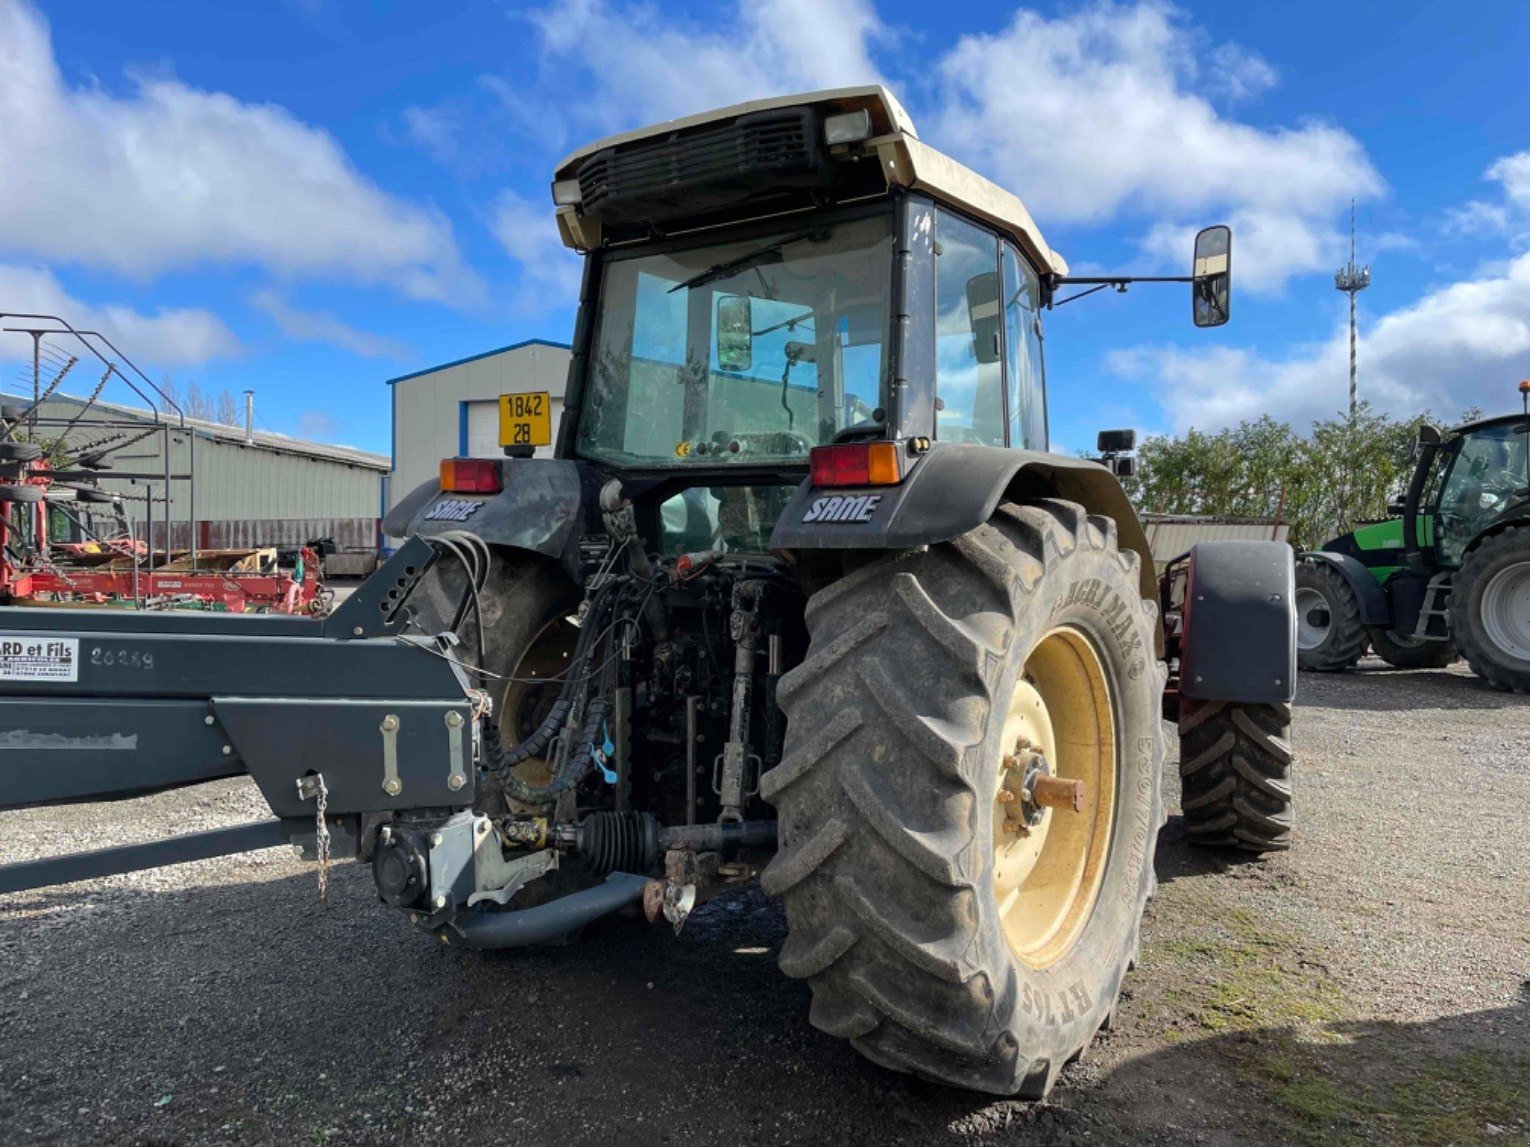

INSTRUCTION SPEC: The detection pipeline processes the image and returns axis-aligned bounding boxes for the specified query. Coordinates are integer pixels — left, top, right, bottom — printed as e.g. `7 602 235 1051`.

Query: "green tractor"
1295 384 1530 691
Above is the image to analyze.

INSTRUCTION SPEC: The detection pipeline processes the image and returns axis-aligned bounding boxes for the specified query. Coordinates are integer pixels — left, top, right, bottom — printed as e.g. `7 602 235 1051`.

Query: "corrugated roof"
5 391 390 471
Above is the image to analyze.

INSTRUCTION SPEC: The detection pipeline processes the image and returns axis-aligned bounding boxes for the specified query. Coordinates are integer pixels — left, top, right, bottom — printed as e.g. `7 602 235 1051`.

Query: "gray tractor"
0 87 1296 1097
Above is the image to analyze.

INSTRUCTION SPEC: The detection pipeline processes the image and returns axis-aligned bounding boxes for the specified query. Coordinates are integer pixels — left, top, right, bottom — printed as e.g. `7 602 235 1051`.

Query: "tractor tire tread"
1178 699 1293 852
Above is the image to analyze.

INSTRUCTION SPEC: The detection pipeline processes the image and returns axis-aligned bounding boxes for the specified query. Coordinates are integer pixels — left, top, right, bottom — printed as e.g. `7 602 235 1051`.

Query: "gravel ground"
2 659 1526 1146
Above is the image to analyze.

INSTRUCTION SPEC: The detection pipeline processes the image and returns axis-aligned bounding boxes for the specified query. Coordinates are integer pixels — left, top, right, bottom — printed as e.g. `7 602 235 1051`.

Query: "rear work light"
809 442 903 488
439 457 503 494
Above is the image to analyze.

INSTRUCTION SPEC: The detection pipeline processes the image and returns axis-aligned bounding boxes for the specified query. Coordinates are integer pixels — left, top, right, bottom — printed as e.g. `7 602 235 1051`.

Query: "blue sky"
2 0 1528 458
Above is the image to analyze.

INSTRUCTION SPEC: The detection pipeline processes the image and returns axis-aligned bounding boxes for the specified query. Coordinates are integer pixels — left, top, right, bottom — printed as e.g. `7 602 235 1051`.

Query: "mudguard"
1181 540 1297 704
769 442 1159 607
384 458 588 575
1298 550 1390 626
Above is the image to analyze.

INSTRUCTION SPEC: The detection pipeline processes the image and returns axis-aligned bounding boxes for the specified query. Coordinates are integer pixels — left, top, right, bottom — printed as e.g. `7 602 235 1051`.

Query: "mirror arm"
1045 274 1195 309
1055 275 1196 284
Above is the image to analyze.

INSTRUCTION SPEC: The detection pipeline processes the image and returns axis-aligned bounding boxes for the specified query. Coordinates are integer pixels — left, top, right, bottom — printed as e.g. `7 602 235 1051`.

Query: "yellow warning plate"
499 391 552 448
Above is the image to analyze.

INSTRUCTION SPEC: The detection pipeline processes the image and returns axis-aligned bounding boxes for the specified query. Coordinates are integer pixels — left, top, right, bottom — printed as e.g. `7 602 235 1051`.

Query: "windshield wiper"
668 229 824 293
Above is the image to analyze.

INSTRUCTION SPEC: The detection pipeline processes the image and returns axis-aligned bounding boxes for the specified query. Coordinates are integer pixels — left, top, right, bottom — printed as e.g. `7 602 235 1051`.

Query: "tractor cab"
400 87 1230 568
442 87 1222 559
1409 414 1530 570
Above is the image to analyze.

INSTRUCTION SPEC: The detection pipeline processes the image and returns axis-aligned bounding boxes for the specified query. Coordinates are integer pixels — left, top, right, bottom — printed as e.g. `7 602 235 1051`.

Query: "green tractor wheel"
1293 562 1368 672
1452 525 1530 693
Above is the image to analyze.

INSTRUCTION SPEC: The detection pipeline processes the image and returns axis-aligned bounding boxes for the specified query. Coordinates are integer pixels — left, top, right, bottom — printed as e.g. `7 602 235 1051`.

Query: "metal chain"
313 774 330 905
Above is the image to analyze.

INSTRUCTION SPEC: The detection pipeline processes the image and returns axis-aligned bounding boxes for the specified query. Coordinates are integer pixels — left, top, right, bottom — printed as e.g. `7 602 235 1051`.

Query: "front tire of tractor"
1178 700 1293 852
1293 561 1368 671
1365 626 1456 670
763 500 1165 1097
1451 525 1530 693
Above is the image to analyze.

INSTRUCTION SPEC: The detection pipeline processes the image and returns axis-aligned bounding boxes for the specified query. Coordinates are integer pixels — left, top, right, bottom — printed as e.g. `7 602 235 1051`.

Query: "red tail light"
439 457 503 494
809 442 903 488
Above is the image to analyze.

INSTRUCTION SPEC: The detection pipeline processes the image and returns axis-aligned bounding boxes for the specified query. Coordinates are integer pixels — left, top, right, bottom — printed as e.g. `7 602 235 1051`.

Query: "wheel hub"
1295 586 1331 650
1480 560 1530 661
992 626 1117 970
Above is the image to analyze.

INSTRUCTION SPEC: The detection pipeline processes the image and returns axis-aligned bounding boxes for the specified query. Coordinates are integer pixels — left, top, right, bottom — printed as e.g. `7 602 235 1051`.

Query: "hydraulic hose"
482 577 623 805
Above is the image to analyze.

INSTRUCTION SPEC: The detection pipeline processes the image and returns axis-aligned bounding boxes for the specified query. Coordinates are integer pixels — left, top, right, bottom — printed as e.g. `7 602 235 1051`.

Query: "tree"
183 381 215 422
1117 403 1473 550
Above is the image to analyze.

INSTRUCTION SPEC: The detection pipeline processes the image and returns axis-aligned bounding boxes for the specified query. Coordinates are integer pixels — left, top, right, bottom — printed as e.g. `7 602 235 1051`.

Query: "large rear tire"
1452 525 1530 693
1365 626 1456 669
1178 700 1293 852
1294 561 1368 671
763 500 1164 1097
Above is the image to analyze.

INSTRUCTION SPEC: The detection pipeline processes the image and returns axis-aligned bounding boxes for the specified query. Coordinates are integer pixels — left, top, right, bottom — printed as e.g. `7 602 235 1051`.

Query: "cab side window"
1002 243 1047 450
934 209 1005 446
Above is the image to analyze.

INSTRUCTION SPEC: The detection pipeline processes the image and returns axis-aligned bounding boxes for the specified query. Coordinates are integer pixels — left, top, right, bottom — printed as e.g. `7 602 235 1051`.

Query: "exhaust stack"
243 390 254 444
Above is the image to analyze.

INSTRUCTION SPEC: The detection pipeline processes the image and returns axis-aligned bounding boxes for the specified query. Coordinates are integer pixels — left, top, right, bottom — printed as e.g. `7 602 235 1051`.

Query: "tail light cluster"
808 442 903 488
439 458 503 494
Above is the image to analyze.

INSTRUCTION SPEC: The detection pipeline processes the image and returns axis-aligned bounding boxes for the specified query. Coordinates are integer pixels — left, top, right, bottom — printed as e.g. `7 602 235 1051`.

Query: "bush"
1117 403 1479 551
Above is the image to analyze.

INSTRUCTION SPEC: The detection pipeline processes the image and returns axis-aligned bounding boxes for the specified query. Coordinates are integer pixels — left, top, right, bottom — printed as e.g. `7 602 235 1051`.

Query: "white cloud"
0 0 476 303
1205 42 1278 103
249 290 408 361
400 104 462 163
928 2 1381 293
1448 150 1530 242
0 263 238 368
1487 152 1530 209
524 0 885 141
491 191 583 312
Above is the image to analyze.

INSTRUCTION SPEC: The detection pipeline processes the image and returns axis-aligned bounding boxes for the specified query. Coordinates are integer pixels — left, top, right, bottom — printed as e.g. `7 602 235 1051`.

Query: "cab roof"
1451 412 1530 437
551 86 1067 276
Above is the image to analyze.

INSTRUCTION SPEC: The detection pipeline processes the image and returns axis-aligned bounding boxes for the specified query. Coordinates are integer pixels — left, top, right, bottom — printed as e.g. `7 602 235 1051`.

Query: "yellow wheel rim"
992 626 1117 969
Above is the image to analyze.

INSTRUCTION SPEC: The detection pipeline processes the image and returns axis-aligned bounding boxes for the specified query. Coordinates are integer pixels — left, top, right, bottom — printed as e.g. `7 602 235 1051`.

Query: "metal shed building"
1140 513 1291 575
8 391 389 570
388 340 572 512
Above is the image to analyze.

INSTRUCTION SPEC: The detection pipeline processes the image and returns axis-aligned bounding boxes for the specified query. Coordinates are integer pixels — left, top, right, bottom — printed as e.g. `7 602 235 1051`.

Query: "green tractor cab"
1296 392 1530 691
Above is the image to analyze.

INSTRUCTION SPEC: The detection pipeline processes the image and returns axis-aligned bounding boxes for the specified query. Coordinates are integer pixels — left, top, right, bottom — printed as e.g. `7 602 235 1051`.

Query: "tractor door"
1432 420 1530 566
1001 241 1047 451
932 207 1049 451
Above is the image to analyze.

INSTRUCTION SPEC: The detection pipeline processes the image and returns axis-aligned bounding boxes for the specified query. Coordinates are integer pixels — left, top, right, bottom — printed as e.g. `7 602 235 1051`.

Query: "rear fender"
770 442 1159 614
384 458 588 576
777 440 1156 651
1182 540 1296 704
1298 550 1391 626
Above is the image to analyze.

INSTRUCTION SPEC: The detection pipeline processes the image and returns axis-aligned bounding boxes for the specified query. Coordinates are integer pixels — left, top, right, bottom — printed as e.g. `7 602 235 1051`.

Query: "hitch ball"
372 832 429 908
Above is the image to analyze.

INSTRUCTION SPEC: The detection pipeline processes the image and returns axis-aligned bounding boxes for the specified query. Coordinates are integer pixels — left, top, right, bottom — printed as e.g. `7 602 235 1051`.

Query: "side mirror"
716 296 753 372
1386 498 1406 517
1097 428 1137 453
1192 225 1232 328
966 271 1001 364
